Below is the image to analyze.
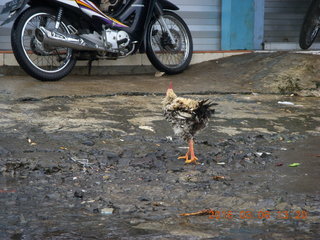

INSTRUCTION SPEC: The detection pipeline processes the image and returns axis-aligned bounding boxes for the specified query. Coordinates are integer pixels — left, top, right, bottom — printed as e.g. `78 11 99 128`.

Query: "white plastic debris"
217 162 226 165
255 152 271 157
278 101 303 107
166 136 173 141
101 208 114 215
139 126 155 133
155 71 165 77
278 101 295 106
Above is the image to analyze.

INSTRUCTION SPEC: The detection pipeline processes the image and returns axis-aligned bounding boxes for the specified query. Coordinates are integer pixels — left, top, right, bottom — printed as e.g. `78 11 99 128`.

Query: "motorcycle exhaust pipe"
35 27 105 51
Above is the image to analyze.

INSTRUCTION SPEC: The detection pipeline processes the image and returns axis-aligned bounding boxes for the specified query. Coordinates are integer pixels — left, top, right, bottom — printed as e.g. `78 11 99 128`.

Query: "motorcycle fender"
0 0 30 26
158 0 179 11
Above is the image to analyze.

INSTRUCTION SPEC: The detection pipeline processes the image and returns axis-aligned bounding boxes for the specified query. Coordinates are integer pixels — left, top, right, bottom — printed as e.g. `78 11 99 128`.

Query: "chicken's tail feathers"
200 99 218 109
197 99 217 116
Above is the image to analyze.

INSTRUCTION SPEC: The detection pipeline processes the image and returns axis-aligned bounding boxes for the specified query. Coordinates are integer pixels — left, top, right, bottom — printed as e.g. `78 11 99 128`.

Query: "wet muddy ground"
0 92 319 239
0 52 320 239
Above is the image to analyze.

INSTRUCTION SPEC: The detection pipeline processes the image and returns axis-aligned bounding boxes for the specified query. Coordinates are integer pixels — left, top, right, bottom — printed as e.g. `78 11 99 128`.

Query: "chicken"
163 82 216 164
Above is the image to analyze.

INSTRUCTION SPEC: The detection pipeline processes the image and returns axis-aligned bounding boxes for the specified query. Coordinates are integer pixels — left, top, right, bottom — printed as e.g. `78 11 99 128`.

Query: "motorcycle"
299 0 320 49
0 0 193 81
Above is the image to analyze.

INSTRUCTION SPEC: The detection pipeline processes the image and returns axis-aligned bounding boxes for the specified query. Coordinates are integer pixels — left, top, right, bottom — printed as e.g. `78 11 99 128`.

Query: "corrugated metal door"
264 0 312 47
0 0 13 50
173 0 221 51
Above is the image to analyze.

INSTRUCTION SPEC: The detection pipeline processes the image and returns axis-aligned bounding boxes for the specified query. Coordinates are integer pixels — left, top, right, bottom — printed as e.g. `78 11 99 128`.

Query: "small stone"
74 191 84 199
138 197 150 202
93 208 99 213
82 140 95 146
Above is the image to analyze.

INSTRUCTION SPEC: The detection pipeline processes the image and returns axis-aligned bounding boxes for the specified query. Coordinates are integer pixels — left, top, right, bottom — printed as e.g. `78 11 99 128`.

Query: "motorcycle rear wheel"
11 7 76 81
299 0 320 50
146 11 193 75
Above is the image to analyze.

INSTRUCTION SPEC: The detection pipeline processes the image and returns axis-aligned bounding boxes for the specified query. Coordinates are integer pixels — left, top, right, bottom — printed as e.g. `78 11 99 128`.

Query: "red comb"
168 81 173 89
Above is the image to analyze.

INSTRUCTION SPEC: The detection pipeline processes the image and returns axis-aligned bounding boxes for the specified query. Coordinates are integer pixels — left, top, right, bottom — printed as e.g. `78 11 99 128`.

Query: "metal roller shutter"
173 0 221 51
0 0 12 50
264 0 312 49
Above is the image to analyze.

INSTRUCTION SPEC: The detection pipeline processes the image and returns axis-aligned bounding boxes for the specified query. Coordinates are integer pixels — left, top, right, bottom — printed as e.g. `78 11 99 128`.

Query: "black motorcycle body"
0 0 193 81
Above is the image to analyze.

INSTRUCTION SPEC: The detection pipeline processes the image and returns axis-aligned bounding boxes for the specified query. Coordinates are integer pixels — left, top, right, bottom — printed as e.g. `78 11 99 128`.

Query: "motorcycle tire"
299 0 320 50
146 11 193 75
11 7 77 81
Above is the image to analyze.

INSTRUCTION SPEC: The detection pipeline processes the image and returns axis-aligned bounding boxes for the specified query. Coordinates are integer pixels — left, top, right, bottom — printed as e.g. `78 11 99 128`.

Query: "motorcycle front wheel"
146 11 193 75
299 0 320 49
11 7 76 81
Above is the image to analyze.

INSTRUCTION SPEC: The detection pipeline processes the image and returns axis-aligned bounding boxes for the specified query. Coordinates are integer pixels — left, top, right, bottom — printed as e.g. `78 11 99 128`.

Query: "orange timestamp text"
208 210 308 220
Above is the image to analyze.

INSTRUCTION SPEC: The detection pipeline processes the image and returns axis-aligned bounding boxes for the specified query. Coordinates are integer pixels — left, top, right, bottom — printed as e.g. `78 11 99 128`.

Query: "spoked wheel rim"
309 24 320 42
21 12 73 73
149 14 191 69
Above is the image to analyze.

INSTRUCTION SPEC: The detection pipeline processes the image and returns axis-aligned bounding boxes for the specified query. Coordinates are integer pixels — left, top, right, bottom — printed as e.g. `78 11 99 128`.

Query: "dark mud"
0 93 319 239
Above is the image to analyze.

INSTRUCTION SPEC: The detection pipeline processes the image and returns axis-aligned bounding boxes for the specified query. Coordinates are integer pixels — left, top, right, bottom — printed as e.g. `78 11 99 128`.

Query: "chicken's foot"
178 139 199 164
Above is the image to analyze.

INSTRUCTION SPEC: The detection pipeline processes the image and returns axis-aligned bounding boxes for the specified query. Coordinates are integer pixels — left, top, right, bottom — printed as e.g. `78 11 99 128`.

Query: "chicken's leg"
178 139 198 164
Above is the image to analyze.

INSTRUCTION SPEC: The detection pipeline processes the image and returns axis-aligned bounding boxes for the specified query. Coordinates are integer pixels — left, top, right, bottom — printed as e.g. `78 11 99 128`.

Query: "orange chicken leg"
178 139 199 164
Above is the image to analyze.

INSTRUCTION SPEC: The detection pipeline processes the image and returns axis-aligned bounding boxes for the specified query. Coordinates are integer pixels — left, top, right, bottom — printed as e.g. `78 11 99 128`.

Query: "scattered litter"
276 163 284 167
216 162 226 165
81 199 96 204
73 177 78 180
278 101 303 107
60 146 68 150
155 71 165 77
278 101 295 106
178 146 189 149
166 136 173 141
180 209 213 217
255 152 271 157
103 175 110 180
212 176 225 181
101 208 114 215
152 202 165 207
27 138 37 146
280 147 287 151
289 163 300 167
139 125 155 132
70 157 93 168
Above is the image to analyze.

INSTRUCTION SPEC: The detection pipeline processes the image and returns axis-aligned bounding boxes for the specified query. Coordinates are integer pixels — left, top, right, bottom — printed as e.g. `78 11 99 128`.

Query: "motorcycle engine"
105 28 130 52
100 0 124 14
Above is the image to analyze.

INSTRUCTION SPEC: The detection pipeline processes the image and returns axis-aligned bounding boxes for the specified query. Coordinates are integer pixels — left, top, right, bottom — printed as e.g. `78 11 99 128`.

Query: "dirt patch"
0 94 319 239
173 52 320 96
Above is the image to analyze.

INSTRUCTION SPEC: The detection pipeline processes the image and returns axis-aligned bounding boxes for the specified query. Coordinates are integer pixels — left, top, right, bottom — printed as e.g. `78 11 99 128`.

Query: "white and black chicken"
163 82 216 164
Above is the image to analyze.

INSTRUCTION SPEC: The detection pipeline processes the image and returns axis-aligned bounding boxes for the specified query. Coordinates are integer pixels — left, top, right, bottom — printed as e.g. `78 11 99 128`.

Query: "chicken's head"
163 82 177 106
